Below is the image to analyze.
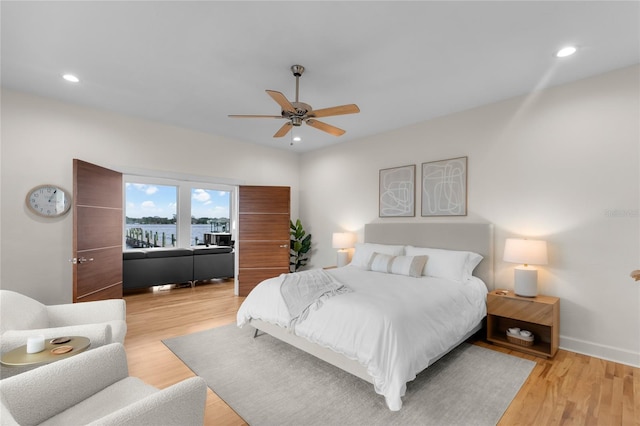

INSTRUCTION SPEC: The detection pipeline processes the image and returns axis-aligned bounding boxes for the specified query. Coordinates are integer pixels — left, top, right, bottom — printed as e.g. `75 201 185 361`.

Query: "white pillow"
350 243 405 269
369 252 395 272
391 255 429 278
404 246 483 282
464 252 484 280
369 252 428 278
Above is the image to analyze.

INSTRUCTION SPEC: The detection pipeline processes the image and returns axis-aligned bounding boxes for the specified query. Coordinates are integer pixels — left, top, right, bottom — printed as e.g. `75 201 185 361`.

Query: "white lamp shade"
332 232 354 249
503 238 548 266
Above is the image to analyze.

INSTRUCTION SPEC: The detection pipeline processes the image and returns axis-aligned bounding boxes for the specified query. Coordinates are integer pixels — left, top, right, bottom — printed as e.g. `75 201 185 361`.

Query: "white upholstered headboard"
364 222 494 288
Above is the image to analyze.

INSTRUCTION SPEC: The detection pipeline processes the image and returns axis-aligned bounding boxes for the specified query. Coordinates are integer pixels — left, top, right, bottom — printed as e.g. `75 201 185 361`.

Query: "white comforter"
236 265 487 411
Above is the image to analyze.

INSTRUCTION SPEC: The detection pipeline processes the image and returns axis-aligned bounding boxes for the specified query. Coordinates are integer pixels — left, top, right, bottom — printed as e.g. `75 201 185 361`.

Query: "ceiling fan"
228 65 360 138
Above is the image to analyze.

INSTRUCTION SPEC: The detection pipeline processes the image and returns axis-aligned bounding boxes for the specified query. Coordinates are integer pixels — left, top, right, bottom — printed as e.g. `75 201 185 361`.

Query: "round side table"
1 336 91 367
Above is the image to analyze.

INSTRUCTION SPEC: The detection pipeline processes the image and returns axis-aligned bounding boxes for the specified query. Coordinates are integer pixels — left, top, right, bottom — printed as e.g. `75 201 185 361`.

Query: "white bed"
237 223 494 411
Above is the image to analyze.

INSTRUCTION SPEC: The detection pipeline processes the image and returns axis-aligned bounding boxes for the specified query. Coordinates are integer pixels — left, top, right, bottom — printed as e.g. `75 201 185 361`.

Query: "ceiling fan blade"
266 90 296 114
305 119 346 136
228 114 283 118
273 121 293 138
309 104 360 118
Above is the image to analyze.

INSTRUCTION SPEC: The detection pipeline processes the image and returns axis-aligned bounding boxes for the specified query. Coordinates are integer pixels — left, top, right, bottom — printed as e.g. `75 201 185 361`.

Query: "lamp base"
514 266 538 297
336 250 349 268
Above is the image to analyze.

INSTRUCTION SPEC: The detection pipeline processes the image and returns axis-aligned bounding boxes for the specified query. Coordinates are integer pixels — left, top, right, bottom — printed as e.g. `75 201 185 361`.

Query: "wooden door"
73 159 123 302
238 185 290 296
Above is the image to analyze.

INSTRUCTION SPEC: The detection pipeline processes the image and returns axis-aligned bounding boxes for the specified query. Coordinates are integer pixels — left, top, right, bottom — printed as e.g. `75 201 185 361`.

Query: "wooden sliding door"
72 159 123 302
237 185 290 297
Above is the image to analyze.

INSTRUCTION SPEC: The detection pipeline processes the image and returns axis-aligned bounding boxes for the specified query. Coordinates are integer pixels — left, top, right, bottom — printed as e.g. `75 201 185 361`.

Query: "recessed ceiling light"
555 46 577 58
62 74 80 83
292 136 302 142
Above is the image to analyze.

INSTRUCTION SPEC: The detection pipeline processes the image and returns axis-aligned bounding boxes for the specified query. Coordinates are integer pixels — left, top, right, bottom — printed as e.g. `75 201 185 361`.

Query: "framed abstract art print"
421 156 467 216
379 164 415 217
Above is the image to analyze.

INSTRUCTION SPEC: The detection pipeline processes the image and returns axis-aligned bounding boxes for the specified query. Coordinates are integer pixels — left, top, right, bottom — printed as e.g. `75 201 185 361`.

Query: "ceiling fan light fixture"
291 116 303 126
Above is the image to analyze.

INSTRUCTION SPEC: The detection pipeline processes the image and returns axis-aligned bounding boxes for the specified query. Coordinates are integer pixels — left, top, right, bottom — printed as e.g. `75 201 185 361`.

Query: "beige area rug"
163 323 535 426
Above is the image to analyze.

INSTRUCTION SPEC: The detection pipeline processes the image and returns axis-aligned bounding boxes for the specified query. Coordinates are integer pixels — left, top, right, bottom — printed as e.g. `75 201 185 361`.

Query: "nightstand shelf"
486 290 559 358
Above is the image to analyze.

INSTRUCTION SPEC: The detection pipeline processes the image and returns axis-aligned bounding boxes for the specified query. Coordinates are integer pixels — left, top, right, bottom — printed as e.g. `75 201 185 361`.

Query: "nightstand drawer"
487 295 553 325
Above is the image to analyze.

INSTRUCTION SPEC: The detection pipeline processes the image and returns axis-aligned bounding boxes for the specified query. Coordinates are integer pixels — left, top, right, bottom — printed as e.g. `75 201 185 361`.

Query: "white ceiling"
2 1 639 153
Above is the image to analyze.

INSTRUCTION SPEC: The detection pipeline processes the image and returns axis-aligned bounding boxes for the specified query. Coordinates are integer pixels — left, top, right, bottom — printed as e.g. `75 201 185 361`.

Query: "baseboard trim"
560 335 640 368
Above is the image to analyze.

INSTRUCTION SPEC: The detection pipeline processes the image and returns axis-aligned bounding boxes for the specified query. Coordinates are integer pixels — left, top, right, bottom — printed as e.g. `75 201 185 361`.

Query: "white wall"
299 65 640 367
1 89 300 305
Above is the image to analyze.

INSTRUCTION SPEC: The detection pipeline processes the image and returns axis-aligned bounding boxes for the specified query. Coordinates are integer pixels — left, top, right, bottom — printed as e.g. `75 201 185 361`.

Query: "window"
124 176 234 250
191 188 231 246
125 183 177 248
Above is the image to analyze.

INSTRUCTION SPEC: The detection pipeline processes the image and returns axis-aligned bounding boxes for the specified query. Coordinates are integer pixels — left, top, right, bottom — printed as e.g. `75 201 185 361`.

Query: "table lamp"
332 232 354 268
503 238 548 297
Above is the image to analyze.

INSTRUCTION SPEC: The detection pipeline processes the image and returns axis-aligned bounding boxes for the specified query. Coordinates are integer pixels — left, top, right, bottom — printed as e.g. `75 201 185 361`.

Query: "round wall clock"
25 184 72 217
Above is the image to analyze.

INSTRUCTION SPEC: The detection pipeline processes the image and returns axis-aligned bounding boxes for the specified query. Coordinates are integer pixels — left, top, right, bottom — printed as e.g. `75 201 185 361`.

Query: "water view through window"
125 182 231 249
190 188 231 245
125 183 177 248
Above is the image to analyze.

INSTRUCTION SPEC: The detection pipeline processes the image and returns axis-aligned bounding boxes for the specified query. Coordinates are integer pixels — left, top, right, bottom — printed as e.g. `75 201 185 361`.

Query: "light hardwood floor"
123 280 639 425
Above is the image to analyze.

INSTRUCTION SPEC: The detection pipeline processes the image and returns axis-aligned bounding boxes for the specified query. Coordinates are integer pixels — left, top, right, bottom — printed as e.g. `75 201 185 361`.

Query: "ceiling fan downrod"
291 65 304 103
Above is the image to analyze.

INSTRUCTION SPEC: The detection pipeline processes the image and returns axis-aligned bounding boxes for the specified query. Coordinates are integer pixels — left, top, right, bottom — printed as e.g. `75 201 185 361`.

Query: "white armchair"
0 343 207 425
0 290 127 378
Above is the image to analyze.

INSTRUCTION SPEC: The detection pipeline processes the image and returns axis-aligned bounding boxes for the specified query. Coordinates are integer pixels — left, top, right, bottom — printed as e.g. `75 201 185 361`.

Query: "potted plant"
290 219 312 272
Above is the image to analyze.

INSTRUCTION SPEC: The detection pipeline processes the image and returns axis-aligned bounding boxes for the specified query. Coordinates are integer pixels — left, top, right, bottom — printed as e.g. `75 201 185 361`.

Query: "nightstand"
486 290 559 358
